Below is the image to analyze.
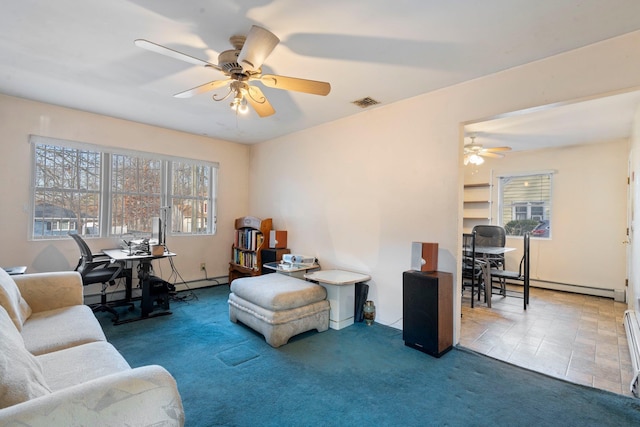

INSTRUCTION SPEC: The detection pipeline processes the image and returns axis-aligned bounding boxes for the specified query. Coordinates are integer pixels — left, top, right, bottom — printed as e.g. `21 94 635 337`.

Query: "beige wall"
249 30 640 341
465 139 629 296
0 94 250 283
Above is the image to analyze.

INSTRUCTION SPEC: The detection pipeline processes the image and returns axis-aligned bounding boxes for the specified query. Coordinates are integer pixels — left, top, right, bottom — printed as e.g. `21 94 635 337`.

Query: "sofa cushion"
21 305 107 356
0 306 51 409
37 341 131 391
0 268 32 331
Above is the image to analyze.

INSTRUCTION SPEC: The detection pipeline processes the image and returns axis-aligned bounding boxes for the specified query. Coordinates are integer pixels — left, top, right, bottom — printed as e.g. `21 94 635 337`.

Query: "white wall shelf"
463 183 492 233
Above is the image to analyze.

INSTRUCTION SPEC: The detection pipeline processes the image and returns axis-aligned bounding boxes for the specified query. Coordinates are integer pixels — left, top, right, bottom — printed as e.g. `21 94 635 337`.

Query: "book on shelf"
234 228 266 251
232 248 259 270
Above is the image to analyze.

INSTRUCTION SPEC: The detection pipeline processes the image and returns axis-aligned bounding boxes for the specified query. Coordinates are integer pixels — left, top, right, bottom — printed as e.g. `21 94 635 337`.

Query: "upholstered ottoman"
228 274 330 347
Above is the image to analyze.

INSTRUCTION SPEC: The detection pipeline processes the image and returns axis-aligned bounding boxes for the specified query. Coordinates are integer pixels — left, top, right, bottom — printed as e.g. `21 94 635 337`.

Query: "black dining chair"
489 232 530 310
473 224 507 270
69 232 126 320
462 231 490 308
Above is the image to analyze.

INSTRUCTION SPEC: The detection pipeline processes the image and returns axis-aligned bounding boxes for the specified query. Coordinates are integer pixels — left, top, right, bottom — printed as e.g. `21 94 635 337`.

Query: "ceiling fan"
134 25 331 117
463 136 511 165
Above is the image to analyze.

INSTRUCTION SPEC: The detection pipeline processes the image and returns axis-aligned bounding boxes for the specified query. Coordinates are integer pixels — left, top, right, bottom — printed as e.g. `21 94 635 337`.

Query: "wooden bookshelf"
229 216 272 283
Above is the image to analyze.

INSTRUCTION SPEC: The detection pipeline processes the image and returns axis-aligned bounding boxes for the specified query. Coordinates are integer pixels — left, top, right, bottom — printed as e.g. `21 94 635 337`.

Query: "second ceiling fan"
135 25 331 117
464 136 511 165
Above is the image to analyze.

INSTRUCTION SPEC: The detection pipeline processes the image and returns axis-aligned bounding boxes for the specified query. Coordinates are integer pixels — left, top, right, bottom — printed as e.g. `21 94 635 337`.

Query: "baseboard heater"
530 279 624 301
623 310 640 397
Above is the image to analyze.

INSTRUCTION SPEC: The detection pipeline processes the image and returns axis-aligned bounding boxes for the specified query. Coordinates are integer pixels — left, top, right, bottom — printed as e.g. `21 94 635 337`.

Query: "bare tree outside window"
33 144 101 238
30 136 217 240
171 162 212 234
111 154 162 237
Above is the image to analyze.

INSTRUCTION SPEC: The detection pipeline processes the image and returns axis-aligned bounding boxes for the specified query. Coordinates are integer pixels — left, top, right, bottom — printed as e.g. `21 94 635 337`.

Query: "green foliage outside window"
504 219 539 236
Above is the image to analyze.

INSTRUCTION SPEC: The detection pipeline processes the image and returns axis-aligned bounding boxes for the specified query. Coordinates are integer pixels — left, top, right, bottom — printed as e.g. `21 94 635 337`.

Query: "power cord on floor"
201 265 221 286
164 246 198 302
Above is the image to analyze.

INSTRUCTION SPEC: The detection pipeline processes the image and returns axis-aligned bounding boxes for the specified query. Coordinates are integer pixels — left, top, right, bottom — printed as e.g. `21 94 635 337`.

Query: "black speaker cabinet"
403 270 453 357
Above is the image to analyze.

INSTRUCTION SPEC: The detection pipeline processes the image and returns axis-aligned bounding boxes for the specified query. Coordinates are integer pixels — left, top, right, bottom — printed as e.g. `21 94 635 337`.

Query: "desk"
102 249 176 324
304 269 371 330
262 261 320 279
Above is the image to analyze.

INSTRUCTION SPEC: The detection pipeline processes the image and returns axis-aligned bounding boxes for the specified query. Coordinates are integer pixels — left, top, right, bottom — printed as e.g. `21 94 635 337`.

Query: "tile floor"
460 285 635 396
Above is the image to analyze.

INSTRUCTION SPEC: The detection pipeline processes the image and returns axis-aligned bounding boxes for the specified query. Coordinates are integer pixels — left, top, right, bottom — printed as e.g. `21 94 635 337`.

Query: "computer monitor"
151 216 163 246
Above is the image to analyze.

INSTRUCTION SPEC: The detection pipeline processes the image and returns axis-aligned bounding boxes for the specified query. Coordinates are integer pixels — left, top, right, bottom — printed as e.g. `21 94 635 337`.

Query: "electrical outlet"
200 263 206 271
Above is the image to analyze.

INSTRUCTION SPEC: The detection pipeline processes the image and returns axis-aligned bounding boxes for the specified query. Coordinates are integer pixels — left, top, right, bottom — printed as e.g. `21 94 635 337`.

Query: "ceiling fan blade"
259 74 331 96
484 146 512 152
237 26 280 73
134 39 222 71
174 79 231 98
245 85 275 117
480 152 504 159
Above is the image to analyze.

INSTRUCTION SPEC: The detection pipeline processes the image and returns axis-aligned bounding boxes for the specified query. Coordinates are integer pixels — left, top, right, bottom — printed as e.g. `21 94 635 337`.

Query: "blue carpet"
98 285 640 427
216 345 260 367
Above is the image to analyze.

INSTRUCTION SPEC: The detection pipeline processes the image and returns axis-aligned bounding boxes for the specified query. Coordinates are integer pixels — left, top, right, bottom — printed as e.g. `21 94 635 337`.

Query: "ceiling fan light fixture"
230 94 249 114
238 98 249 114
465 153 484 165
463 135 511 165
229 82 250 114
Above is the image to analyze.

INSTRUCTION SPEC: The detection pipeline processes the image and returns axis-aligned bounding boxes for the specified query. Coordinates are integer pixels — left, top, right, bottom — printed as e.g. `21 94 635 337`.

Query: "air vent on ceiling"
352 97 380 108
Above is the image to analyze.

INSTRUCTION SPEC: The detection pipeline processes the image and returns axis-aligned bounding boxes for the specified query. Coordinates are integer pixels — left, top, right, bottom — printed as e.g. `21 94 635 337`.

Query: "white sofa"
0 269 184 426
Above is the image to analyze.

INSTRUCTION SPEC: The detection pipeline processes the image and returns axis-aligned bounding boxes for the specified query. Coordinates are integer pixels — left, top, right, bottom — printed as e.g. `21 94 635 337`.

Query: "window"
111 154 162 236
170 162 215 234
499 172 552 238
30 135 218 239
32 144 101 238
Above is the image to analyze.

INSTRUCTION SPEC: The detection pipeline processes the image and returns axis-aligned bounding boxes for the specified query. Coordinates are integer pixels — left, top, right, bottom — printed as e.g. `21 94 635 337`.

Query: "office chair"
69 232 125 320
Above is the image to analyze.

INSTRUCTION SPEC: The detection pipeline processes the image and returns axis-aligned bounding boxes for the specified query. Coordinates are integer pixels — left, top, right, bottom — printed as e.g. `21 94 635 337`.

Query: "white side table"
304 269 371 330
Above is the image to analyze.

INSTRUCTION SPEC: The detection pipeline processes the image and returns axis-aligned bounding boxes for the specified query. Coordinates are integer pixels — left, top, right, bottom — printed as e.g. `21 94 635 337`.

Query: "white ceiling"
2 1 640 145
465 89 640 152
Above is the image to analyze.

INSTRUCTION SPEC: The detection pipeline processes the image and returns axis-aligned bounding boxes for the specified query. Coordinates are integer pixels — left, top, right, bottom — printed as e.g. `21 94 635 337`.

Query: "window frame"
498 171 553 239
29 135 218 240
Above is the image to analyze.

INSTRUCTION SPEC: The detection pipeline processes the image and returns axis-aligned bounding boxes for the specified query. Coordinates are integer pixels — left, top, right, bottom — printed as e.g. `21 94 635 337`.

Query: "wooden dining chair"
489 232 530 310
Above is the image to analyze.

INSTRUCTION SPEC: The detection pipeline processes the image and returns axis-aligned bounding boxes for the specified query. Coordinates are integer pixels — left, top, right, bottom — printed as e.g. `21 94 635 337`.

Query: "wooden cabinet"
463 183 491 233
229 216 272 283
402 270 453 358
